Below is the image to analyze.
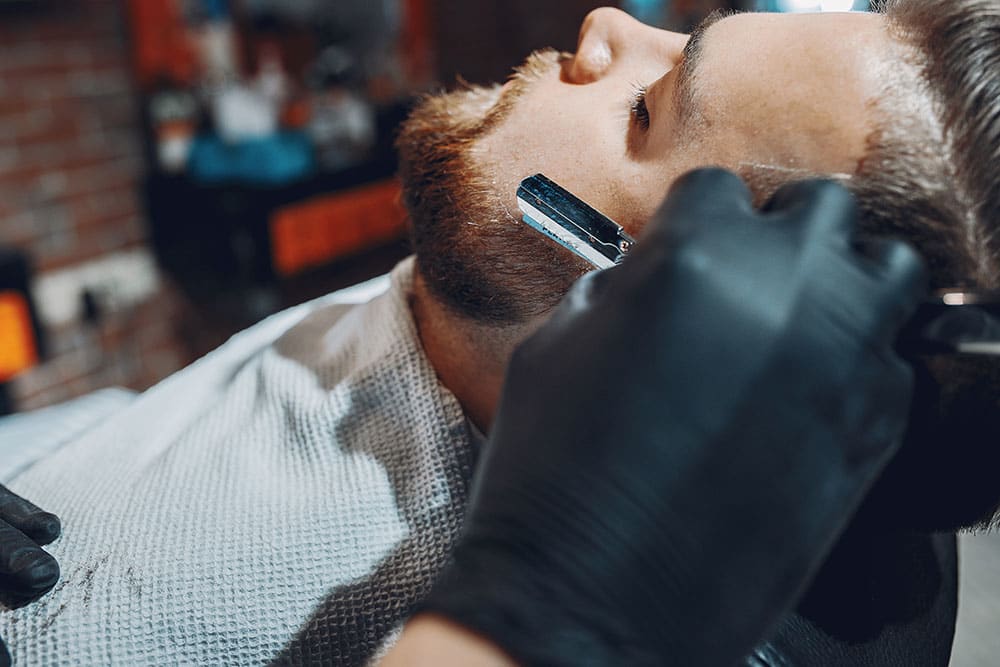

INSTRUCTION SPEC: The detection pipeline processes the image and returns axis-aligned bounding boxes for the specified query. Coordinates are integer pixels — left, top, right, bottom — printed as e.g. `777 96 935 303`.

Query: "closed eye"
630 84 650 130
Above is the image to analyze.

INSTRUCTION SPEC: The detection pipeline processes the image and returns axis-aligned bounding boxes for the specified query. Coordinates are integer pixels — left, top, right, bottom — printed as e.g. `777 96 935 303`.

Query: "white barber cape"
0 258 479 666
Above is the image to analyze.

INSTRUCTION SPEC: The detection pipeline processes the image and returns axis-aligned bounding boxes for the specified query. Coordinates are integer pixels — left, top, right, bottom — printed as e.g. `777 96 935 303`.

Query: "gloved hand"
418 169 926 666
0 483 61 666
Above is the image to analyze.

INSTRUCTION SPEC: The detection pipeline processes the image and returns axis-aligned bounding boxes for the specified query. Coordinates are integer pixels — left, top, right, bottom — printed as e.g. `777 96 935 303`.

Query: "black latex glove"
0 483 60 666
418 169 927 666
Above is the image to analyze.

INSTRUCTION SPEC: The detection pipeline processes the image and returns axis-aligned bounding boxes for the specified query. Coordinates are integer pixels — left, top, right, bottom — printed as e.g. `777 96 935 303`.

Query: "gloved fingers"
527 269 604 342
846 348 915 466
763 179 858 244
857 238 928 345
0 485 60 545
0 521 60 597
564 269 614 311
514 266 622 375
648 167 754 241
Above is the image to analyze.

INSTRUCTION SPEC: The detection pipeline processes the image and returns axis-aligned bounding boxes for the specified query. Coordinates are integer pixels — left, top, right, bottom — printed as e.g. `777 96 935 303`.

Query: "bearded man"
1 1 998 665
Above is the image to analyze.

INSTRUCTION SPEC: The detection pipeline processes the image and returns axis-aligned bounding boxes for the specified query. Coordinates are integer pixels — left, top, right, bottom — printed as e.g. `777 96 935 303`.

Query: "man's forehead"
697 9 889 57
684 10 890 100
679 10 890 179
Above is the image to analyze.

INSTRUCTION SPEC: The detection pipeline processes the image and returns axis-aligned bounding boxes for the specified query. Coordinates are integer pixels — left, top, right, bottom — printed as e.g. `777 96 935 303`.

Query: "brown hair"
742 1 1000 290
744 0 1000 530
859 0 1000 530
858 0 1000 290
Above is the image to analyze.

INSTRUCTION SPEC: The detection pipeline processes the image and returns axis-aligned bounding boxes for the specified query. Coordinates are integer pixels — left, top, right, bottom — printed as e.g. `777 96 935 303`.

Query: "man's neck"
409 271 539 434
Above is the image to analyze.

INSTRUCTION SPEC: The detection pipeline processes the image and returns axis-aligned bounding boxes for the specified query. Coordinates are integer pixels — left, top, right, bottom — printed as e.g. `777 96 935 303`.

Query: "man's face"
398 8 894 323
475 8 890 234
400 8 1000 532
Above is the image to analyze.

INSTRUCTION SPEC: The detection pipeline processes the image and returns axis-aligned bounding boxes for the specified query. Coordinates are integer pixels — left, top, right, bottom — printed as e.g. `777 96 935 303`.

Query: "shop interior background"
0 0 872 413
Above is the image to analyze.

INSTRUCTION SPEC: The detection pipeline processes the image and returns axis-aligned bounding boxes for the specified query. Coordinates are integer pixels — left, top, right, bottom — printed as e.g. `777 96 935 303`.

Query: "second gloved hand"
0 483 60 667
419 169 926 666
0 483 60 598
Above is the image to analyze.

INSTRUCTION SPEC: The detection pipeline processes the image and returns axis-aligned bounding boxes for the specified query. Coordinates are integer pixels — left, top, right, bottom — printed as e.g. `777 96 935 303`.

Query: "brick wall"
0 0 193 411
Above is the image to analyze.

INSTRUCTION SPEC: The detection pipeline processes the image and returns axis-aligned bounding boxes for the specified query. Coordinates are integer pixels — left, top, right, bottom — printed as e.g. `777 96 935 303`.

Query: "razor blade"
517 173 636 270
901 290 1000 356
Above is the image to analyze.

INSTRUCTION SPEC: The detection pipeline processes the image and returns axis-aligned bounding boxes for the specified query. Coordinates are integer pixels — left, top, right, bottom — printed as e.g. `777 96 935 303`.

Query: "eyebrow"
671 10 730 123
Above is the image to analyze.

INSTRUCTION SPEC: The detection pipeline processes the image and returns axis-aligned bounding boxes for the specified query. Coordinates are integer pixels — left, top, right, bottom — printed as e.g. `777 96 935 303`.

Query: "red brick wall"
0 0 193 411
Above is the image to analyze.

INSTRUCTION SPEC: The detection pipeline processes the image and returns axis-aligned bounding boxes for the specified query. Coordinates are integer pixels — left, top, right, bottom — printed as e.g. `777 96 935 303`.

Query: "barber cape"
0 257 478 666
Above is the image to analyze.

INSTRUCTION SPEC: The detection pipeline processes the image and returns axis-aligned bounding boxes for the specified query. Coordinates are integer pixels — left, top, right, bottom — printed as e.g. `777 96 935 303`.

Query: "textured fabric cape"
0 256 958 666
0 258 478 666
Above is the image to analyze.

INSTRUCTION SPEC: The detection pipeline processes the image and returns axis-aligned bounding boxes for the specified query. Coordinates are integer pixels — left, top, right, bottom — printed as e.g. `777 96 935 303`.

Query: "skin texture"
406 8 896 431
381 615 515 666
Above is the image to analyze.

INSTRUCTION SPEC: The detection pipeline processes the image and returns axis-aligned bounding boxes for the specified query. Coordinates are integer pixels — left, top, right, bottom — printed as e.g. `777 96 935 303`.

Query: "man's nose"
565 7 688 84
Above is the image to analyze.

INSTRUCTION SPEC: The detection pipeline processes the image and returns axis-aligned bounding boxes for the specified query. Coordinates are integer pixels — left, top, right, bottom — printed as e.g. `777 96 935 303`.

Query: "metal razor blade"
899 290 1000 356
515 173 1000 357
517 173 635 270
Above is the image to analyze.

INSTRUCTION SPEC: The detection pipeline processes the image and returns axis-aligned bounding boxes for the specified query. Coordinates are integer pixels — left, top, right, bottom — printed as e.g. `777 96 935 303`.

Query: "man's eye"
630 85 650 130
